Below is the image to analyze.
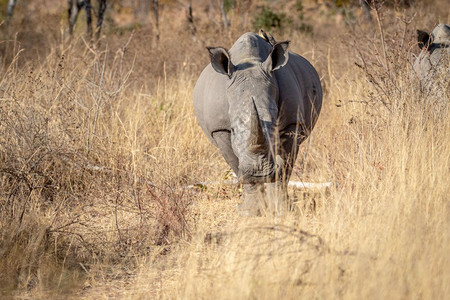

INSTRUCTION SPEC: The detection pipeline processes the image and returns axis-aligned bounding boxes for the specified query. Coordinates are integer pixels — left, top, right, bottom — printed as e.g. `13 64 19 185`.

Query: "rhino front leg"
238 183 265 216
280 123 306 179
211 130 239 174
265 180 289 216
265 154 289 216
212 131 264 216
266 124 305 216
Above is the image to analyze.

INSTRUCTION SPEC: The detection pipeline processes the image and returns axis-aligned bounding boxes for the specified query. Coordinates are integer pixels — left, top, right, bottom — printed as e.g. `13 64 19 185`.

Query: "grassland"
0 0 448 298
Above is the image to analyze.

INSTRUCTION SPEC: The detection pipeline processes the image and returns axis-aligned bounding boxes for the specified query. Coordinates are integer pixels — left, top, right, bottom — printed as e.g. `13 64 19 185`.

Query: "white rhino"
193 31 322 216
414 24 449 97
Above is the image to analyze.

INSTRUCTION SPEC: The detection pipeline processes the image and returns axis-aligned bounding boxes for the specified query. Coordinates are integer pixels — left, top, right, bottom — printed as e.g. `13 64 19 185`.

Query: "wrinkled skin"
194 32 322 216
414 24 449 98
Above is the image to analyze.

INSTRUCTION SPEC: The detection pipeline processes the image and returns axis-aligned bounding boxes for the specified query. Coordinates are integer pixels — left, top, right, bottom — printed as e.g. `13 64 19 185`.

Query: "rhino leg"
238 183 265 217
266 124 305 216
212 131 264 216
279 124 306 180
211 130 239 174
265 181 289 216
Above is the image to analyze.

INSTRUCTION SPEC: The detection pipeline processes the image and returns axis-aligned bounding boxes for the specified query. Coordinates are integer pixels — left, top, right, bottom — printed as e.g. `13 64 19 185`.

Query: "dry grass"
0 1 449 299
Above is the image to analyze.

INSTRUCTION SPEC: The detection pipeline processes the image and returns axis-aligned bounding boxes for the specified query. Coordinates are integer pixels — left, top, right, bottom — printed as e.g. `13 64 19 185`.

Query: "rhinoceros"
193 31 322 216
414 24 449 96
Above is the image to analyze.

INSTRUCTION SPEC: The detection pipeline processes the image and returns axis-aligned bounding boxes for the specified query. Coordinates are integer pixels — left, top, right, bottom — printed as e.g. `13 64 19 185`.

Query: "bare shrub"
147 184 192 246
0 33 198 294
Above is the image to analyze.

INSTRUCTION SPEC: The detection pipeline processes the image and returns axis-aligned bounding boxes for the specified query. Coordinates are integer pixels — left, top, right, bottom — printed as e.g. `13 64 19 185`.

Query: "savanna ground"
0 0 448 298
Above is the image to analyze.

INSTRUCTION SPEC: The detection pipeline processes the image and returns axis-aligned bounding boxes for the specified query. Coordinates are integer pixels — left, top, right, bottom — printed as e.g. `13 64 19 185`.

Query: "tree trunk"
219 0 230 30
68 0 83 35
153 0 160 41
95 0 107 40
186 0 196 37
85 0 93 37
7 0 16 17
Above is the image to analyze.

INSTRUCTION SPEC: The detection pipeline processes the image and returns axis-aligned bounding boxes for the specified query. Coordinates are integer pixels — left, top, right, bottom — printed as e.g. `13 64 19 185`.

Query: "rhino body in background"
194 32 322 216
414 24 449 97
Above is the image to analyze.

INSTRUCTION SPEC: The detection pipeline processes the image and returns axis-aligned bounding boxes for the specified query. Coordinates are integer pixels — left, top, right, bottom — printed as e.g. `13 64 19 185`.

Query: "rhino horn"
251 98 266 146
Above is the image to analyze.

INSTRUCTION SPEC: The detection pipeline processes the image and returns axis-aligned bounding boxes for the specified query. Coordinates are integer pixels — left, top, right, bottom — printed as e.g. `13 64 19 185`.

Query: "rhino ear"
207 47 234 77
262 41 290 73
417 30 431 49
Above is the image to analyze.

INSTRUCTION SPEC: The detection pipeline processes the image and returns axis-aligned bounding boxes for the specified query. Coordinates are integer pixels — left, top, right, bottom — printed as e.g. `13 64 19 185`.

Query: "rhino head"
206 41 290 183
415 24 449 94
417 24 450 52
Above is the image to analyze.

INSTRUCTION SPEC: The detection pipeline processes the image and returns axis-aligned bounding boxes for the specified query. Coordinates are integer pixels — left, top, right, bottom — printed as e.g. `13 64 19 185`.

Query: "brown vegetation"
0 0 448 298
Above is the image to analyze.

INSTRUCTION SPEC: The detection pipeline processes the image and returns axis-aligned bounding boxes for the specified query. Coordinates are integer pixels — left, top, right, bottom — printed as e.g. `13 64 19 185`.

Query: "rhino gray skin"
414 24 449 96
193 32 322 216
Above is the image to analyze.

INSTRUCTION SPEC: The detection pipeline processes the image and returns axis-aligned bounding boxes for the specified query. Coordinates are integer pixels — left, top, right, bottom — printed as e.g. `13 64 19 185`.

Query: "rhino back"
193 64 230 145
229 32 272 64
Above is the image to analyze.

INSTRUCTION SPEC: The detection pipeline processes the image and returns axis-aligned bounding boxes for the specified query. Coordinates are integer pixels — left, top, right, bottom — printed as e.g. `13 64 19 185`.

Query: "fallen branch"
288 181 333 189
182 178 333 190
58 158 333 191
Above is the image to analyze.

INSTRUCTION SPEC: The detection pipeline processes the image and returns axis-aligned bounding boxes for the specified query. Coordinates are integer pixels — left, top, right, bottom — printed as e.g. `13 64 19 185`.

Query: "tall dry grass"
0 29 214 296
123 8 449 299
0 0 449 298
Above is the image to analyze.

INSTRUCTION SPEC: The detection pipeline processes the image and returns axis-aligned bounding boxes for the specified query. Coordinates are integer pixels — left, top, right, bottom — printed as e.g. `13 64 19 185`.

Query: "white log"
183 179 332 190
288 181 333 189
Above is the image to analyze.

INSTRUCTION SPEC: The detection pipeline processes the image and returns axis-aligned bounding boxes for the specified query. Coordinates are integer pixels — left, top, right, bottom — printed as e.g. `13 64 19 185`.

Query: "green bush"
224 0 235 12
252 7 290 32
295 0 313 35
252 2 313 36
